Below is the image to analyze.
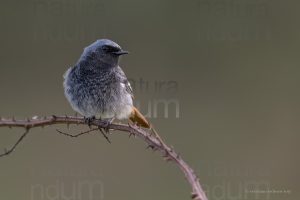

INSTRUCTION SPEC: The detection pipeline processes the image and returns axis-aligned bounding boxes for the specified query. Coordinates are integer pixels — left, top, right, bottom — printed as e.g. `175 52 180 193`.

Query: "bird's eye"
102 45 109 51
102 45 120 53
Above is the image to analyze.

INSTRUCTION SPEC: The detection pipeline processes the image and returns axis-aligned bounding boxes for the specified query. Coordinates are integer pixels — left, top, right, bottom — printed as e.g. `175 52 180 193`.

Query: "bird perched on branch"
63 39 150 129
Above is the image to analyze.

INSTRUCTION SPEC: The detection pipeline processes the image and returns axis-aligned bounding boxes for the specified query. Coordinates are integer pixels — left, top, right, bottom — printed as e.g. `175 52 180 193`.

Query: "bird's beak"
113 50 129 56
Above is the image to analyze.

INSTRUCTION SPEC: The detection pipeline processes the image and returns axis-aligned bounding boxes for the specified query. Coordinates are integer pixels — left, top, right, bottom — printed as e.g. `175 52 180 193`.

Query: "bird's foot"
97 118 114 144
84 116 96 127
101 118 115 133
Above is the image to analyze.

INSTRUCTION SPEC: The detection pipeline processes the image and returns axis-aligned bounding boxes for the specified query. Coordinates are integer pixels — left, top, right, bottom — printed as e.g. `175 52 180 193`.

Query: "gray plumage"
63 39 133 120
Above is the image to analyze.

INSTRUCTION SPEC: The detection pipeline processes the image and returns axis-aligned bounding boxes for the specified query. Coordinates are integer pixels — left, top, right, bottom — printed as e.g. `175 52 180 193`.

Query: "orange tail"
129 106 150 128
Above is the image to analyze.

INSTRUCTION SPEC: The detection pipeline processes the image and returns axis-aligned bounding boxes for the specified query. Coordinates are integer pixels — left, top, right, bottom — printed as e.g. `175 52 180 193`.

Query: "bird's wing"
121 80 134 99
117 66 134 99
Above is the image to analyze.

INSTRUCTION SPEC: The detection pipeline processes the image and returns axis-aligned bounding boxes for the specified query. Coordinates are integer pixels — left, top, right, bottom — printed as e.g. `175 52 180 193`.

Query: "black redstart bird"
63 39 150 129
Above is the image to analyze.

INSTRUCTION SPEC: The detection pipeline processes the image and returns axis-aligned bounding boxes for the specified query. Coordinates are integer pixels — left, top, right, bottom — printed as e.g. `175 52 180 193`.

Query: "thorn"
128 130 136 138
98 127 111 144
51 115 56 121
163 150 169 158
146 144 157 152
146 144 155 150
149 131 153 137
12 116 16 122
176 153 181 159
43 116 47 120
191 169 195 174
191 192 198 199
129 132 134 138
169 145 174 152
26 117 30 122
163 156 173 162
75 112 78 117
162 152 168 158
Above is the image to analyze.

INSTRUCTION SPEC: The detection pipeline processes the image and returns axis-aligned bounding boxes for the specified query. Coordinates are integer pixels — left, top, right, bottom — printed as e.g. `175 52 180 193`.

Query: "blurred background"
0 0 299 199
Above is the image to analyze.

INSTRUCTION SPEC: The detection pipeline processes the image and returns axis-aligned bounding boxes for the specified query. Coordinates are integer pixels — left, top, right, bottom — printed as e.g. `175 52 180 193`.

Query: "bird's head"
80 39 128 67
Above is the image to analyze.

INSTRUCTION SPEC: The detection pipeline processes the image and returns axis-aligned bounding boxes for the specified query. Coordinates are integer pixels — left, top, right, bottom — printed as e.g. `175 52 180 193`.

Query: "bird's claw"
101 118 114 134
84 116 96 127
102 121 110 133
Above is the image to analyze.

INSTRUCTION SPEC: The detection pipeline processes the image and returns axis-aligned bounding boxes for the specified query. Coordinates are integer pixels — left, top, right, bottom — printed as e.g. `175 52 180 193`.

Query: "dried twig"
0 128 29 157
56 128 98 137
0 115 208 200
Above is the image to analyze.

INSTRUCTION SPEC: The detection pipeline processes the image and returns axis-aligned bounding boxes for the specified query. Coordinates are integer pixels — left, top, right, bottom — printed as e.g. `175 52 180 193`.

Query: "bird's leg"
84 116 96 128
101 117 115 133
95 117 114 143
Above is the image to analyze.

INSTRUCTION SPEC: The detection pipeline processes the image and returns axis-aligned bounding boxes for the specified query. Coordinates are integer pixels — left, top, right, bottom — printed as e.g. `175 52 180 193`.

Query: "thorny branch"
0 115 208 200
